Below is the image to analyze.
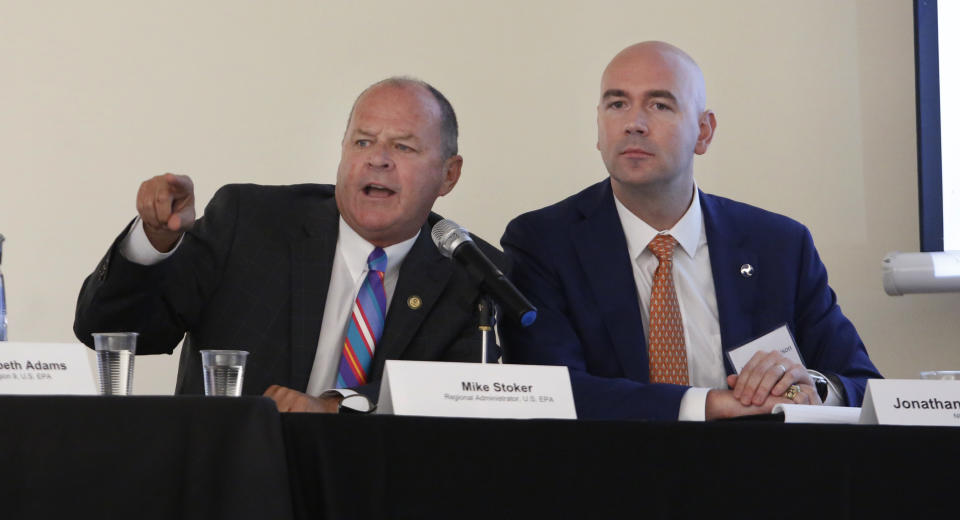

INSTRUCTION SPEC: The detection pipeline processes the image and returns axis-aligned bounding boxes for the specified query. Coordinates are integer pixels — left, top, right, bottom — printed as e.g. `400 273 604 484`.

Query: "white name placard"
0 342 97 395
377 360 576 419
726 324 804 373
860 379 960 426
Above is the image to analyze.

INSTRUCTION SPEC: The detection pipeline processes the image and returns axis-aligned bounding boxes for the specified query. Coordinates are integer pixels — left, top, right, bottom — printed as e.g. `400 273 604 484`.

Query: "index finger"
263 384 288 400
162 173 194 197
263 385 301 412
153 173 194 228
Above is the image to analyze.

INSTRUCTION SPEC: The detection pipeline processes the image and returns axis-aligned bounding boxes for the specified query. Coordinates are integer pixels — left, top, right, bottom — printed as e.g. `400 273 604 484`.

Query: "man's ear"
694 110 717 155
596 105 602 152
438 155 463 196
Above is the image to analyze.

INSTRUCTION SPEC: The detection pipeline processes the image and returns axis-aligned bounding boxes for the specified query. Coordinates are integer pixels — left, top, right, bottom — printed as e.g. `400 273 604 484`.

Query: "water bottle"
0 233 6 341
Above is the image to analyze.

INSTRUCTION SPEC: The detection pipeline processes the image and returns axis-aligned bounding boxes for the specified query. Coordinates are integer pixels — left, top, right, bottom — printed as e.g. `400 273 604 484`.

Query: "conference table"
1 396 956 519
0 396 292 519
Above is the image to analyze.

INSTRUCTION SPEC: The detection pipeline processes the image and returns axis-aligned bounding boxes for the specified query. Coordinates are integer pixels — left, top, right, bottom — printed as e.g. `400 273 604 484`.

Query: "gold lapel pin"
407 295 422 310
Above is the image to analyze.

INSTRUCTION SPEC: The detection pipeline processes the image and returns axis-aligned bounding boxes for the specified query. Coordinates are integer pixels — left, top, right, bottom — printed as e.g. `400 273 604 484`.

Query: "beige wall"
1 0 956 394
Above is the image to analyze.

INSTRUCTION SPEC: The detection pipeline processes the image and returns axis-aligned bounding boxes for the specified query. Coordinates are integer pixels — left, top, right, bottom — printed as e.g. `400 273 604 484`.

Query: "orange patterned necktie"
646 234 689 385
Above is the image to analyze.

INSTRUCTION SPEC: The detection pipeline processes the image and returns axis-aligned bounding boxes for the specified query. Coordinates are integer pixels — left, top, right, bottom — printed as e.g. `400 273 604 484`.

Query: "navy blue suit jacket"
500 180 881 420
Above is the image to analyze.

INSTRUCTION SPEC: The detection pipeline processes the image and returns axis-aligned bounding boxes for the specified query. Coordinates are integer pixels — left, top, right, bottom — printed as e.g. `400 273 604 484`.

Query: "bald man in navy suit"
500 42 881 421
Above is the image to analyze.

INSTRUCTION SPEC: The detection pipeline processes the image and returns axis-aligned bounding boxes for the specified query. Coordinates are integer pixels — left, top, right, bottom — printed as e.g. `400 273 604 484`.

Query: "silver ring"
777 363 787 375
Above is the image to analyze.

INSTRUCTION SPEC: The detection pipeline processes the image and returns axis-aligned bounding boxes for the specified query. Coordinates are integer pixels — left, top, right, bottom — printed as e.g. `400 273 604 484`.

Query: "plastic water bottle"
0 233 6 341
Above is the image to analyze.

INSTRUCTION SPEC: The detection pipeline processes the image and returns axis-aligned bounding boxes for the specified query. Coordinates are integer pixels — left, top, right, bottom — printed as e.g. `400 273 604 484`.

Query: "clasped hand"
706 351 822 420
263 385 343 413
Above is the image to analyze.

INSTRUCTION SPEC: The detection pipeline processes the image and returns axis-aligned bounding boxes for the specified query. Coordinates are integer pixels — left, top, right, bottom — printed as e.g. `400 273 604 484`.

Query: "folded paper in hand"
726 324 804 374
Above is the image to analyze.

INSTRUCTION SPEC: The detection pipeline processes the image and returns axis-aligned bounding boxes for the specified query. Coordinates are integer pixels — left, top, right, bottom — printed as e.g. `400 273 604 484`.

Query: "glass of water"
200 350 248 396
92 332 138 395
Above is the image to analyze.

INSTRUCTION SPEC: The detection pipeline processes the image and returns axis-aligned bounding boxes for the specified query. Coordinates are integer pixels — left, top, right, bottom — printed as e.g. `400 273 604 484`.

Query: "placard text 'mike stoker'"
462 381 533 392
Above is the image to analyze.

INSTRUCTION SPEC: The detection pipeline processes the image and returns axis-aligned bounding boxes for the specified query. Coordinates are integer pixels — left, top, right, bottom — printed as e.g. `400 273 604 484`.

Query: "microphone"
431 219 537 327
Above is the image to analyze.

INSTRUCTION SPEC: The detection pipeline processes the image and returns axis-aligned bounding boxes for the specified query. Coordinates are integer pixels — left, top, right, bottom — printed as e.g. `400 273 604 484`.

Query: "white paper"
0 342 97 395
378 360 576 419
772 403 861 424
726 324 804 373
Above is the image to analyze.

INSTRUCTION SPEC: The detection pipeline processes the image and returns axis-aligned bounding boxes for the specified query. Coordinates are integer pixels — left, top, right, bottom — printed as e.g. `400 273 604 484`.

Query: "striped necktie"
336 247 388 388
646 234 689 385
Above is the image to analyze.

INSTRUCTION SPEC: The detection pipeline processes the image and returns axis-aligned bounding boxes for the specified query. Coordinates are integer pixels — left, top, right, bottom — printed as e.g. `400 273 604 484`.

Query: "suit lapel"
369 224 453 380
572 181 650 382
700 192 758 372
289 196 339 391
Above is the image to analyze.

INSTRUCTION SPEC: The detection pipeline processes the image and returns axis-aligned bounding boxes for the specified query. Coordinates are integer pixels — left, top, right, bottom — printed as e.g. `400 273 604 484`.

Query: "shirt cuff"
808 369 844 406
119 217 182 265
678 386 710 421
320 389 358 399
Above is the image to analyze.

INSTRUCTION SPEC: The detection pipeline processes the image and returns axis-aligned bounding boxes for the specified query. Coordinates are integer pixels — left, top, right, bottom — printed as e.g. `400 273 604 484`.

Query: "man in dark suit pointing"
500 42 881 421
75 77 503 412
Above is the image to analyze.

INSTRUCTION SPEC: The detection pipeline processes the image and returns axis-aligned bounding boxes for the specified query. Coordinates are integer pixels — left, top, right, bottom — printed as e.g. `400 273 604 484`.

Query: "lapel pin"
407 295 423 310
740 264 754 278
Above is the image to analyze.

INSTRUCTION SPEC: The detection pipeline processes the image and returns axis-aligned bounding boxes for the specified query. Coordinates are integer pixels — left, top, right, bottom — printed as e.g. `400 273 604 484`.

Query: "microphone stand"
476 294 496 364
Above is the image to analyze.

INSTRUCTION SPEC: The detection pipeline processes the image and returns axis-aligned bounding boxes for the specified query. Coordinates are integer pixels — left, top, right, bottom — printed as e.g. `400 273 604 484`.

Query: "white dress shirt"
119 216 417 396
304 218 416 395
613 186 842 419
613 188 722 421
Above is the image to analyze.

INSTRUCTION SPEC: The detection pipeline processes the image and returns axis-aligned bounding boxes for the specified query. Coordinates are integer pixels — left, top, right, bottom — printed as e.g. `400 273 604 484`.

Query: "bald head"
602 41 706 112
595 41 717 226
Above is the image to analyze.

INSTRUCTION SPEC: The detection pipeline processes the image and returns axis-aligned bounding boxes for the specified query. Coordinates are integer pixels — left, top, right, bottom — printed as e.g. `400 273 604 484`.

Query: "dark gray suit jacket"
74 183 504 398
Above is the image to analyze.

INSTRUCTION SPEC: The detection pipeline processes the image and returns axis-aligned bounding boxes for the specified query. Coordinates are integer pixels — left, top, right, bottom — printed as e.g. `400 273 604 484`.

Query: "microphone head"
431 219 473 258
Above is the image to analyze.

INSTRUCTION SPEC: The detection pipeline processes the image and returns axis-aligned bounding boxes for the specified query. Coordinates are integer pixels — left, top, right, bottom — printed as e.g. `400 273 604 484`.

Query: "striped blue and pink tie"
336 247 388 388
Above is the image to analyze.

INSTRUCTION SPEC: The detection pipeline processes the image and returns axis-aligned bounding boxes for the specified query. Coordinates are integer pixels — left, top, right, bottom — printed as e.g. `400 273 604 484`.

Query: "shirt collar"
338 217 419 280
614 183 703 261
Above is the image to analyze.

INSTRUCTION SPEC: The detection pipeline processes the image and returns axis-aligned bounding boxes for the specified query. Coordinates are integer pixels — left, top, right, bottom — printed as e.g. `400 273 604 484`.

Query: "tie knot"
647 234 678 262
367 247 387 272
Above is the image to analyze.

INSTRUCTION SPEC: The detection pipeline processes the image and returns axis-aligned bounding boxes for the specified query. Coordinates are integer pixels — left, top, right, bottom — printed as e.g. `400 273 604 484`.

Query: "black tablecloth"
0 396 293 520
282 414 959 519
4 396 958 519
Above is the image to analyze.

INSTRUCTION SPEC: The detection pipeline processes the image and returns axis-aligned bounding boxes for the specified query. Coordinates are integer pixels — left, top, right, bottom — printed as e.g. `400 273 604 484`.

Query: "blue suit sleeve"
792 227 881 406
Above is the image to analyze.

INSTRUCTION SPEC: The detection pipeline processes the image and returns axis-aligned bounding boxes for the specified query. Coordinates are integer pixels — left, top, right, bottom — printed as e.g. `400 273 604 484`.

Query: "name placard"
0 343 97 395
860 379 960 426
377 360 576 419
